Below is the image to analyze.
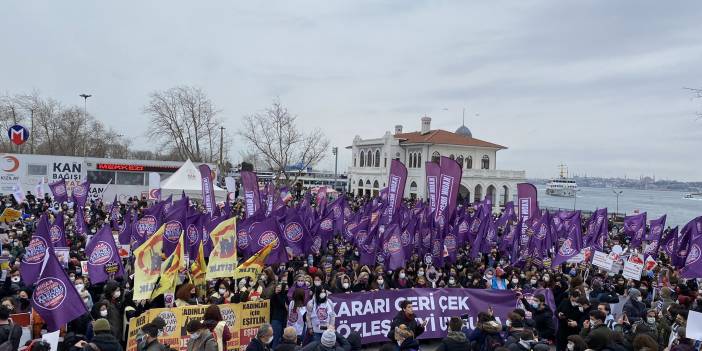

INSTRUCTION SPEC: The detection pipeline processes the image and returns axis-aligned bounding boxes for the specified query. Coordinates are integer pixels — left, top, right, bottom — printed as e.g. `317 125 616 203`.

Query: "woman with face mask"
90 301 122 341
287 289 307 345
186 319 218 351
393 269 412 289
305 287 336 343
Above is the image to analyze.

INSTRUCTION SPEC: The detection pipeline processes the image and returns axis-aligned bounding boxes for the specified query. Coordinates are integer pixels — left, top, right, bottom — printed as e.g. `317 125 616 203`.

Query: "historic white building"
346 116 526 207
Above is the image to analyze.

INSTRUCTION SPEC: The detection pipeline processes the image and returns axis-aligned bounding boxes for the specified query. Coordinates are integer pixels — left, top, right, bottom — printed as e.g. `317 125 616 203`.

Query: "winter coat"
622 298 647 323
187 330 218 351
300 332 350 351
246 338 271 351
580 324 612 350
397 338 420 351
274 340 300 351
386 311 425 341
436 331 470 351
521 300 556 340
468 320 503 351
84 333 124 351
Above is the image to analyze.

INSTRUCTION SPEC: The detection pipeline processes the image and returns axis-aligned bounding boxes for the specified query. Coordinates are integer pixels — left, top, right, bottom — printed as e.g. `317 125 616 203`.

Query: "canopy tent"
159 159 227 201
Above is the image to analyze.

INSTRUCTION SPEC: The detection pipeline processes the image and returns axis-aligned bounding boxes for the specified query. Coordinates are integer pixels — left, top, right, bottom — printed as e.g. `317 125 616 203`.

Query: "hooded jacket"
437 331 470 351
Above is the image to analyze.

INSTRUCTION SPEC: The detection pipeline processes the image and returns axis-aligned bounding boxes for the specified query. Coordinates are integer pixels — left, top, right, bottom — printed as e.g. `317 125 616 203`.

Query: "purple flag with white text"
198 164 216 216
20 214 55 285
50 212 68 248
383 160 407 222
31 251 87 331
425 162 440 214
249 217 289 264
435 156 462 229
552 211 583 267
86 225 125 284
162 201 187 257
241 171 261 218
72 181 91 208
623 212 647 248
643 214 666 259
48 179 68 203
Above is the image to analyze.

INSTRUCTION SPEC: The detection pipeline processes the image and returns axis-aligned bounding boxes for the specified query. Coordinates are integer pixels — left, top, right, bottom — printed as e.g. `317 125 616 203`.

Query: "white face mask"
543 276 550 282
647 317 656 324
378 279 384 285
314 281 322 287
11 277 20 283
512 279 519 284
505 319 511 327
100 310 108 317
449 279 455 285
218 288 227 295
75 283 84 292
418 271 424 276
319 292 327 299
530 279 537 285
636 296 642 302
113 290 121 299
342 282 350 289
567 342 575 351
399 273 406 279
579 307 584 312
191 332 200 340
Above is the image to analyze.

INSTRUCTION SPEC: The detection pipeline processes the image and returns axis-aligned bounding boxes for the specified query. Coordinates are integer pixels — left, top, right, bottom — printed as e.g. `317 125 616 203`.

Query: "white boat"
546 165 578 197
683 193 702 200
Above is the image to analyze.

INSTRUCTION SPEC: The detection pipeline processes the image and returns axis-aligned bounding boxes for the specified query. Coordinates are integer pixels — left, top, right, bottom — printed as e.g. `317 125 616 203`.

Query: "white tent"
159 159 227 201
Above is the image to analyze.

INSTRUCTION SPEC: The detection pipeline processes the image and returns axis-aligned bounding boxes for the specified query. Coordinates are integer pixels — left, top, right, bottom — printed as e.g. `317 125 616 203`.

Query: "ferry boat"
684 193 702 200
546 165 578 197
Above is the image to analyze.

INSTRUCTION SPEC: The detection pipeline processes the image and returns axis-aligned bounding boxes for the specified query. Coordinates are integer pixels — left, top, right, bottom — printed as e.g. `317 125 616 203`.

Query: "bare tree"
239 99 330 186
143 86 230 163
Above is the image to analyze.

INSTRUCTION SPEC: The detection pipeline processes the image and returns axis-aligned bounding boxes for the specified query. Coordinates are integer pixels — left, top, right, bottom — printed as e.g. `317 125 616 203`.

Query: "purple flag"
162 201 187 257
282 208 309 257
643 214 666 259
661 226 678 259
118 213 133 245
50 212 68 248
680 217 702 278
86 225 125 284
186 210 203 260
71 181 91 208
31 251 87 331
517 183 539 225
21 215 55 285
496 202 516 229
75 207 89 238
623 212 647 248
108 195 120 220
584 208 608 251
249 217 288 264
382 224 406 270
383 160 408 223
552 211 583 267
435 156 462 228
48 179 68 203
198 164 216 216
241 171 261 218
425 162 440 214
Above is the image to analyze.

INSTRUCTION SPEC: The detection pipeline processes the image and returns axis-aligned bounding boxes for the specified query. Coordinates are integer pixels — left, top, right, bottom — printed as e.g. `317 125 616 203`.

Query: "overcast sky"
3 1 701 181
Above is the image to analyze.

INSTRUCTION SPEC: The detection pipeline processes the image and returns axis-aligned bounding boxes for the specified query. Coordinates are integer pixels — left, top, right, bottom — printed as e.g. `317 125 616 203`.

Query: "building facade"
346 117 526 207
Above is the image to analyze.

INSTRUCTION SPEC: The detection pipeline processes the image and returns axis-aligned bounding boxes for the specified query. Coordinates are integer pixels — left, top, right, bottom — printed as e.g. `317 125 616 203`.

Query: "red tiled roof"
394 129 506 149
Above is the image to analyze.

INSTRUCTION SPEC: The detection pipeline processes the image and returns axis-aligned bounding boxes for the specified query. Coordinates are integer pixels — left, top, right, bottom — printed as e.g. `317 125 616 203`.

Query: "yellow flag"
191 240 207 297
0 208 22 222
206 218 238 280
133 225 164 301
151 232 185 299
232 242 274 280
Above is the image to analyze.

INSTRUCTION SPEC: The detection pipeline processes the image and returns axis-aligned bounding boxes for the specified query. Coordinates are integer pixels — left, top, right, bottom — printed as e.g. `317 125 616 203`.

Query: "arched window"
373 180 380 189
359 151 364 167
481 155 490 169
474 184 483 202
432 151 440 163
417 153 421 167
466 156 472 169
456 155 464 168
410 181 418 191
374 150 381 167
365 180 371 187
358 179 364 187
366 150 372 167
413 153 418 168
449 154 455 160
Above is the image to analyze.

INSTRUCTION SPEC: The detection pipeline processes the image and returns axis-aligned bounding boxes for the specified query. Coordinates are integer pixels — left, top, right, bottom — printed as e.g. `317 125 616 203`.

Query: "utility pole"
30 108 34 154
219 126 225 174
332 147 338 192
79 94 92 156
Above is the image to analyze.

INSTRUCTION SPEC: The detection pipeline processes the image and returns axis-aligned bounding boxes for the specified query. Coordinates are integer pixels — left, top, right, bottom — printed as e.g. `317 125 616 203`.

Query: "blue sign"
7 125 29 146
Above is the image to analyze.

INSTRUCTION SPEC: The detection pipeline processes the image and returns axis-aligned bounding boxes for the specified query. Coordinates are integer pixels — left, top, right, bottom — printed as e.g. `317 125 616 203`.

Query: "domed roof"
455 124 472 138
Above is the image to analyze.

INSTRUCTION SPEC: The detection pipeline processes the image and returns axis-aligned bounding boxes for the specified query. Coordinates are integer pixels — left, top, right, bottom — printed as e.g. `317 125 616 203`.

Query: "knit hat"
321 329 336 347
93 318 111 332
283 327 297 341
628 288 641 298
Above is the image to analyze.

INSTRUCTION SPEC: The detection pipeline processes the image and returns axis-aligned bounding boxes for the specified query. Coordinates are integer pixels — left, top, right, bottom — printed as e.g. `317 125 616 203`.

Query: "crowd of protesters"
0 190 699 351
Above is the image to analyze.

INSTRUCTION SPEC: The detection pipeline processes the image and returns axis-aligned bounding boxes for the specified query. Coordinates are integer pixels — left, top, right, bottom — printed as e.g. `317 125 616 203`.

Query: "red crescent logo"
2 156 19 172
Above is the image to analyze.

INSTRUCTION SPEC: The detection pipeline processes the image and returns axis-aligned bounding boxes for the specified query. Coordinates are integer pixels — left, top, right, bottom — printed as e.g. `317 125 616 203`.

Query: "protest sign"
592 251 614 271
127 301 269 351
330 288 555 344
687 311 702 341
623 253 645 281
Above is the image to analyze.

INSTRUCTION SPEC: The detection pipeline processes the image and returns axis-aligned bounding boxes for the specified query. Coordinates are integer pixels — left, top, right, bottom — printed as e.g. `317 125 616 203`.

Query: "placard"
592 251 614 271
623 254 644 281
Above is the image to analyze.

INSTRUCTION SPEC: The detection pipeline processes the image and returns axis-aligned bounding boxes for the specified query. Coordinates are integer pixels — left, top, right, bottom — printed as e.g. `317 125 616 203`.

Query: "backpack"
0 323 20 351
480 333 504 351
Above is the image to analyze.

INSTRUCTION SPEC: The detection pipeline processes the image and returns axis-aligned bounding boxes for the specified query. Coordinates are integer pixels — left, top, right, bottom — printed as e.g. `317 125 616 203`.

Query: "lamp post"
332 147 338 192
79 94 92 156
613 190 623 219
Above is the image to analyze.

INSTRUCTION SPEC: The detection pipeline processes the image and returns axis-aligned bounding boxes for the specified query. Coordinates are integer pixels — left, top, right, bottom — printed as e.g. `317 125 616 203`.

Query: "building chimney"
421 116 431 134
394 125 403 134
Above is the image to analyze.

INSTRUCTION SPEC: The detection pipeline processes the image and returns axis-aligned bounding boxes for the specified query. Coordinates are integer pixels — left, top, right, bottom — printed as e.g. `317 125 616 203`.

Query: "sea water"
536 186 702 228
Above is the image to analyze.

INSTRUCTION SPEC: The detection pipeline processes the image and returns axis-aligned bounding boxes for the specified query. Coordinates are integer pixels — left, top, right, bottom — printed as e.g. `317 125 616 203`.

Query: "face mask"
83 298 90 305
354 251 359 256
319 292 327 299
589 319 596 327
449 279 455 285
512 279 519 284
520 274 526 279
531 302 539 308
264 336 273 344
342 283 350 289
457 265 463 270
636 296 642 302
218 288 227 295
191 332 200 340
567 342 575 351
314 281 322 287
11 277 20 283
113 291 121 299
418 271 424 276
572 302 579 308
579 307 584 312
530 279 537 285
543 276 550 282
100 310 108 317
399 273 406 279
486 274 493 280
505 319 511 327
378 279 384 285
646 316 656 324
75 283 84 292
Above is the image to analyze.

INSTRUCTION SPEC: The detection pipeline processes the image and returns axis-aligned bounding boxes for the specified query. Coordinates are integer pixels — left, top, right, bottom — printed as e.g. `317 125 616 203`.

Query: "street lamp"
79 94 92 156
332 147 338 192
613 190 623 219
